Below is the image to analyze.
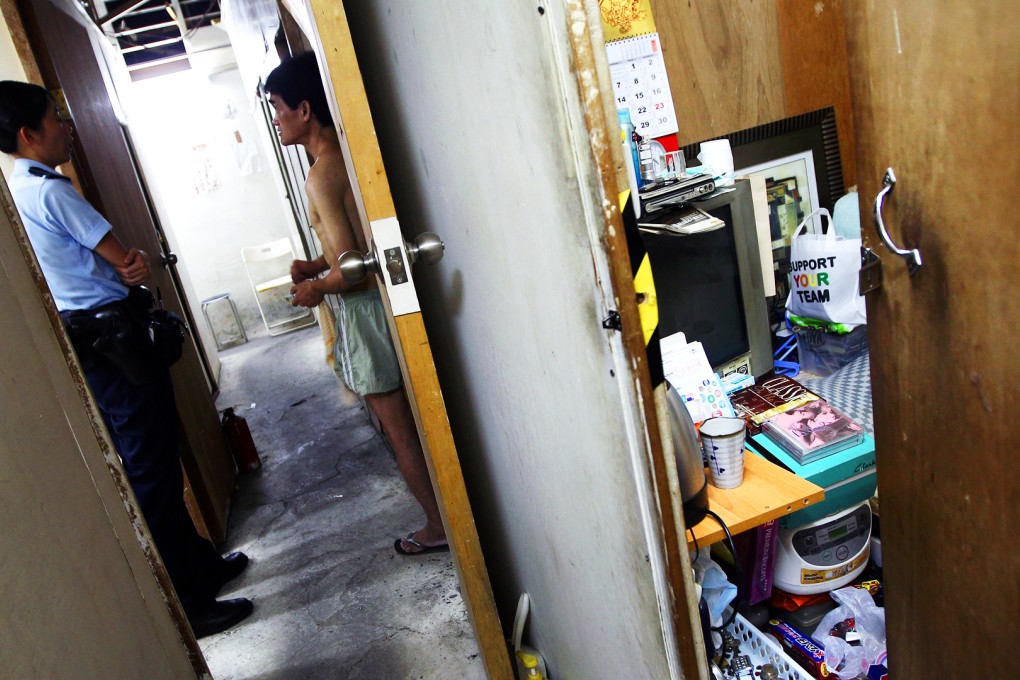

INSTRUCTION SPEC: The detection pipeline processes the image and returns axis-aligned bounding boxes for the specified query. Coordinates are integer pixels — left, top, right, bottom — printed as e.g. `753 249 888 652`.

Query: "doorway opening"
93 7 485 677
0 0 486 675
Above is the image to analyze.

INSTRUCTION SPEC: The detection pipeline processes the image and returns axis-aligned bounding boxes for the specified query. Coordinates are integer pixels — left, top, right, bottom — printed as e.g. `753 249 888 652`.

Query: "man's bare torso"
307 150 372 290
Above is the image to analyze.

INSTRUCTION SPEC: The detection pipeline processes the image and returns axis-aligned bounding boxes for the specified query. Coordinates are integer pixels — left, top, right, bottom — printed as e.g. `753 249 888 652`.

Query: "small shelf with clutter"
687 451 824 549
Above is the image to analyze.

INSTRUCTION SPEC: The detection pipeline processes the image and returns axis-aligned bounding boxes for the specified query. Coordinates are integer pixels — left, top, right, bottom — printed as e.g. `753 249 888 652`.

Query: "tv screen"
639 180 774 378
643 204 750 368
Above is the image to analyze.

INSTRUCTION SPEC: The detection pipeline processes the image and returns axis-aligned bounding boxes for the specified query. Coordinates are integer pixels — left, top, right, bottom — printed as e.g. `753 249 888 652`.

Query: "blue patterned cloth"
798 351 874 434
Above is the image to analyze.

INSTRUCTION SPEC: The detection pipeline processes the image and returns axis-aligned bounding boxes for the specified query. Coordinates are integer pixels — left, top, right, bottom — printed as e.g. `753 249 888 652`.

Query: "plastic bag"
785 208 867 330
692 548 737 651
811 586 886 679
149 308 187 368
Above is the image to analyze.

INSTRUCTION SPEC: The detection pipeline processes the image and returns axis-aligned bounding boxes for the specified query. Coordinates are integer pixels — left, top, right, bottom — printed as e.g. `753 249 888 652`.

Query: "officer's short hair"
0 81 50 154
264 52 334 128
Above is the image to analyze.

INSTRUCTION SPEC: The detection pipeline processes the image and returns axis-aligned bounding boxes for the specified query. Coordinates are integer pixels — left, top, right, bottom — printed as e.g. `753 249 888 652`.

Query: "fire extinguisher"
221 407 261 472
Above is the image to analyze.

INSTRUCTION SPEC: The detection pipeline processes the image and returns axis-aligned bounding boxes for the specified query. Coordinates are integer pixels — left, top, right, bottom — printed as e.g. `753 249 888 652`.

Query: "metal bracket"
602 310 622 331
383 246 408 285
859 246 883 295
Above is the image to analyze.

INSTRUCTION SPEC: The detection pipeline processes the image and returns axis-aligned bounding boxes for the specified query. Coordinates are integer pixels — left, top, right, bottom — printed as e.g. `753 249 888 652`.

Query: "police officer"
0 81 253 639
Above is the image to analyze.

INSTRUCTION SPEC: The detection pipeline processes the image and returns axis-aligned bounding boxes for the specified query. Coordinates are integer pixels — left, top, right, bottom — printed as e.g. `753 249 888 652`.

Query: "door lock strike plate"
384 247 408 285
859 246 883 295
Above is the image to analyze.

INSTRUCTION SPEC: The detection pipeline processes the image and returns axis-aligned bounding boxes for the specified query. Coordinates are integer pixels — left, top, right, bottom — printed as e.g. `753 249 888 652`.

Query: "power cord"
703 508 740 632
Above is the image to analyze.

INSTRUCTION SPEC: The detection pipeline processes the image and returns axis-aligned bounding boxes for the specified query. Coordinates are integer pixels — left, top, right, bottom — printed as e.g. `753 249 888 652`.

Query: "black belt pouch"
90 307 158 386
62 299 157 386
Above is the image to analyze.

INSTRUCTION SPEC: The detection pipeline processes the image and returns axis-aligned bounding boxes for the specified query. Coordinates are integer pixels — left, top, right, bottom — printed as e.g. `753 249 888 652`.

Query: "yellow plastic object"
516 651 545 679
634 254 658 344
620 190 659 344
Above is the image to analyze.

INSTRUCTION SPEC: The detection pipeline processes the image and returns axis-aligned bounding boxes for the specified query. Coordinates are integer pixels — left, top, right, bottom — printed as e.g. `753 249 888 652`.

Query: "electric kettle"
665 381 709 527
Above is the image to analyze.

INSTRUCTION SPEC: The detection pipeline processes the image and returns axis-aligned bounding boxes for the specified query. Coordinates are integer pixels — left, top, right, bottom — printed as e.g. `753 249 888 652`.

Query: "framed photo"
681 107 845 272
739 150 820 250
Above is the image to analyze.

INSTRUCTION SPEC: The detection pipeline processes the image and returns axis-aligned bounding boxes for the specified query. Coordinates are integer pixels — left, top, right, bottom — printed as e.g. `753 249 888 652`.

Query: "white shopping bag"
785 208 867 328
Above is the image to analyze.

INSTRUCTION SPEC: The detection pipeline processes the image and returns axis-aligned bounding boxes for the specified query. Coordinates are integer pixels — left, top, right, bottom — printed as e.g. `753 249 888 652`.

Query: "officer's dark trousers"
85 360 223 606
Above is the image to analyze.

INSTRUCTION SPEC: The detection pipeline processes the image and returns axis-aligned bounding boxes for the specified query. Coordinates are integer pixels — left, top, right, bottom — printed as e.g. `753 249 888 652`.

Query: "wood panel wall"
776 0 856 188
650 0 856 187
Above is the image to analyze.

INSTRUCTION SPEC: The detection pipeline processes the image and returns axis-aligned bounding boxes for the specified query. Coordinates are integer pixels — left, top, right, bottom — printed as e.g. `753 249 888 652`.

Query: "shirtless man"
264 53 447 555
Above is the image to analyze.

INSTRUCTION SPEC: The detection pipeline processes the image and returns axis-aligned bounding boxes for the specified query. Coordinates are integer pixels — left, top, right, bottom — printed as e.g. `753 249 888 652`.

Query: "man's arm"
289 161 363 307
291 255 329 283
93 232 151 286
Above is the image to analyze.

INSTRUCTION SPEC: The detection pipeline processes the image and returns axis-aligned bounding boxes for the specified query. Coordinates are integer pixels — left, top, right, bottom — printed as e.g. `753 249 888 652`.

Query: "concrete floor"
198 327 485 680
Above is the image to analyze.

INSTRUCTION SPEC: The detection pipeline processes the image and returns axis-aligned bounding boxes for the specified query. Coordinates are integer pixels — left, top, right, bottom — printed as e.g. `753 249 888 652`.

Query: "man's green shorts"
332 289 402 396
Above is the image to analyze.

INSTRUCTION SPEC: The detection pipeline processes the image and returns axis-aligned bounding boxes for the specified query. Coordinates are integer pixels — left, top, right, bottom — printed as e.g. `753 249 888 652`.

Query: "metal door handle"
873 168 922 275
160 252 178 267
406 232 444 265
337 243 380 285
337 232 444 285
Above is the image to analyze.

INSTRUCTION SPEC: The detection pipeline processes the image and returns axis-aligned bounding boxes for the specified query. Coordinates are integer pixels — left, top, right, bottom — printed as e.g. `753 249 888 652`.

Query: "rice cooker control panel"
792 503 871 567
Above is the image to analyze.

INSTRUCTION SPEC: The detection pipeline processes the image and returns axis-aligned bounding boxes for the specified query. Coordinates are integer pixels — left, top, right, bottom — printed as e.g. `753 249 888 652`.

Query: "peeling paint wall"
0 172 200 677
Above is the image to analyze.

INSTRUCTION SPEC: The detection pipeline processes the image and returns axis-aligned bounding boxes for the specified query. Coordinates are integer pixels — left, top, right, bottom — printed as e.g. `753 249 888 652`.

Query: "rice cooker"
773 500 871 595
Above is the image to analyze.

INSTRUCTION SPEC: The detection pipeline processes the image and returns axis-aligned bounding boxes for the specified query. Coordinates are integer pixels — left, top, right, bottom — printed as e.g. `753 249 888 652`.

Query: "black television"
680 107 847 316
641 179 774 379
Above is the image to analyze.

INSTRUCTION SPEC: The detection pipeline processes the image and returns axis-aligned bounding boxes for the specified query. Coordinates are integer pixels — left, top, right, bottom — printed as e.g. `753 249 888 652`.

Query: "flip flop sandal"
394 533 450 556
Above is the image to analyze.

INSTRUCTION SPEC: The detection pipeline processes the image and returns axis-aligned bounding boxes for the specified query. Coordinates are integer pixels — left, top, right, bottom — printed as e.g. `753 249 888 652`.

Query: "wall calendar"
606 32 679 140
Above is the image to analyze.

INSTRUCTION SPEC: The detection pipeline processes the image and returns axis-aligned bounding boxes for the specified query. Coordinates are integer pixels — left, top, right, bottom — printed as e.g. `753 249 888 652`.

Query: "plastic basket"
794 324 868 377
725 611 813 680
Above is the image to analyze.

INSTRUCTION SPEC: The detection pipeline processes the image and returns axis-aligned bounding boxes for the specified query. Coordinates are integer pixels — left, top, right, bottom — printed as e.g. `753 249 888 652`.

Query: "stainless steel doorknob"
338 247 379 285
338 232 444 286
407 232 444 265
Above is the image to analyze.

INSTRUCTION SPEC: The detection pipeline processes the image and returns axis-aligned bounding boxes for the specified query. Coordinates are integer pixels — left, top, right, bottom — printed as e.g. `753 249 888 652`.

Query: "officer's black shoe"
187 597 254 639
214 551 249 593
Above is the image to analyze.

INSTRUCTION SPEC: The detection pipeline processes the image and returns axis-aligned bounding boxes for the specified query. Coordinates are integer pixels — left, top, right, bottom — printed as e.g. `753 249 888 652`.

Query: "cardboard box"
734 518 778 605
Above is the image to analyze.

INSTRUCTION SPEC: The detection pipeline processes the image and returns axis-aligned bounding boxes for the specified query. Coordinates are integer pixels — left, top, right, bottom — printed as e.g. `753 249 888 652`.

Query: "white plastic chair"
240 238 316 336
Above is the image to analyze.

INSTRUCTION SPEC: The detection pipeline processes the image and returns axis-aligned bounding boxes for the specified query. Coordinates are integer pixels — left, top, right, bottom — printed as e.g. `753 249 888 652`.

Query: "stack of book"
760 398 865 465
729 375 819 436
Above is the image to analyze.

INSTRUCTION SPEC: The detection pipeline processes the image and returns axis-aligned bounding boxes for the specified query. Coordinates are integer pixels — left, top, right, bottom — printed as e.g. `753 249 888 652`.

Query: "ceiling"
86 0 223 77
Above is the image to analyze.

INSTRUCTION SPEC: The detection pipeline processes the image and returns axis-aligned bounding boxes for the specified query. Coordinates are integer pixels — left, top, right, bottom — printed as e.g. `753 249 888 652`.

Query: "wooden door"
22 0 235 541
845 1 1020 675
315 2 699 678
302 5 514 678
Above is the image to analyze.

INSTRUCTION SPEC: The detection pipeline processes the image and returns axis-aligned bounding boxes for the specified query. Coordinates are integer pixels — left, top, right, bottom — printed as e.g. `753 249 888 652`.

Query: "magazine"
660 333 735 425
730 375 819 435
761 398 864 464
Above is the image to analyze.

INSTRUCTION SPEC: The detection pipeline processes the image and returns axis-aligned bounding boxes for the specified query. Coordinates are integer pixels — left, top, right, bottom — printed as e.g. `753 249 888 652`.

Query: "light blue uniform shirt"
9 158 128 311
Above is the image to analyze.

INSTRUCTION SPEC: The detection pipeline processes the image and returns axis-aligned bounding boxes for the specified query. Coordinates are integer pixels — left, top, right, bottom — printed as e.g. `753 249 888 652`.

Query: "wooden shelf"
686 450 824 548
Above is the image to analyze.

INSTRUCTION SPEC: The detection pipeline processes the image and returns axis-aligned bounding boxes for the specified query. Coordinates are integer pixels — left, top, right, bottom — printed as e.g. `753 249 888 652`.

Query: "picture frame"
740 150 819 250
680 106 846 272
681 107 845 215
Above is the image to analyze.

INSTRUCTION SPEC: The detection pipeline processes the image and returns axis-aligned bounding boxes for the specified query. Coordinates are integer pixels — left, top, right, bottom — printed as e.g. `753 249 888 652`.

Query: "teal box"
748 433 877 528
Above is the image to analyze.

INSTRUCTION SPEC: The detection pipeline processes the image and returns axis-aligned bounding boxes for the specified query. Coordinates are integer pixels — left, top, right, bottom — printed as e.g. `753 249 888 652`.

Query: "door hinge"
859 246 883 295
602 310 622 331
